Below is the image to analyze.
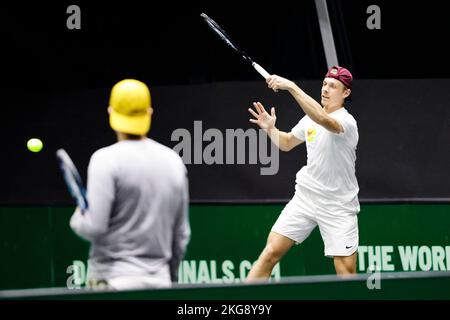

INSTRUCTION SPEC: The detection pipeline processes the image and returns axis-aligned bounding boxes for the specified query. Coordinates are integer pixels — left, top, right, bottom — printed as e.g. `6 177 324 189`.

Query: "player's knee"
334 257 357 275
336 266 356 276
261 244 282 266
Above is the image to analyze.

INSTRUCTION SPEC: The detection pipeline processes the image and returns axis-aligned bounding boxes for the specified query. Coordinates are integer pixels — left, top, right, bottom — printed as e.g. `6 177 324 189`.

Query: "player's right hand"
267 74 293 92
248 102 276 131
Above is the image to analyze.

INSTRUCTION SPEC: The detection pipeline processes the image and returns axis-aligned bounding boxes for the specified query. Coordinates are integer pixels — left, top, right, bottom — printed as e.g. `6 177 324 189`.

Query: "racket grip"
252 62 271 80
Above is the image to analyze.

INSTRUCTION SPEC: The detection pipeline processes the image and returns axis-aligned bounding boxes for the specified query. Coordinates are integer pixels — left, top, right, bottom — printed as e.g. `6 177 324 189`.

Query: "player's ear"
149 107 153 115
107 106 112 114
343 88 351 99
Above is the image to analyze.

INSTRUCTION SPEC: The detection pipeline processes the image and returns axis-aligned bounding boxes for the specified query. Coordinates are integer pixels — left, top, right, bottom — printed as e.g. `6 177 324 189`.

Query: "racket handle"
252 62 271 80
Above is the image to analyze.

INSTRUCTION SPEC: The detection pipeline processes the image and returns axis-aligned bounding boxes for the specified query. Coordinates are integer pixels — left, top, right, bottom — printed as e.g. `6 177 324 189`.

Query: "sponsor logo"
307 126 317 142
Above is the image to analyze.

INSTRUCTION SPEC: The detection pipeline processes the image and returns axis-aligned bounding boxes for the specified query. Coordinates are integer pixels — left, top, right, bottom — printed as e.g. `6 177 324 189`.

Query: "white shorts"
106 276 171 290
87 265 172 291
88 275 171 291
272 186 359 257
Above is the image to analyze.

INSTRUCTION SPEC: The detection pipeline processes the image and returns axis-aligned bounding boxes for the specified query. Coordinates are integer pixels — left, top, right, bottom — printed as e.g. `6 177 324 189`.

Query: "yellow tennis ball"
27 138 43 152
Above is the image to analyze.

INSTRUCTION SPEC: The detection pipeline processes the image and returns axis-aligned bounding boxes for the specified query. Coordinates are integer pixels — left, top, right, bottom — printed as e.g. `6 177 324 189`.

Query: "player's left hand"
267 75 293 92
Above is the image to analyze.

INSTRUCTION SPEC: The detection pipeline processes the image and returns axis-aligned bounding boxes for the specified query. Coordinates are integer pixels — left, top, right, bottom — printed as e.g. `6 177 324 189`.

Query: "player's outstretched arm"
249 102 303 151
266 75 343 134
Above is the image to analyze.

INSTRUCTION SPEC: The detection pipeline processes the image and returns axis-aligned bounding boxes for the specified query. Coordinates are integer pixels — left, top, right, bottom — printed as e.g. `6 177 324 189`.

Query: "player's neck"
324 104 344 114
116 131 146 141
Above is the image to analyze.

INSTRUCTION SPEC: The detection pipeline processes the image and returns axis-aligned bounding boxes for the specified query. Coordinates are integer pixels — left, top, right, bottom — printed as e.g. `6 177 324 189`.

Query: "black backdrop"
3 79 450 204
1 1 450 204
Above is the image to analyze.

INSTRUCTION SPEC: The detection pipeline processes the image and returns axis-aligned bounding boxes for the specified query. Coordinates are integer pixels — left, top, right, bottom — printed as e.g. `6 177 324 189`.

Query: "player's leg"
246 231 295 280
333 252 357 275
247 193 317 281
316 204 359 276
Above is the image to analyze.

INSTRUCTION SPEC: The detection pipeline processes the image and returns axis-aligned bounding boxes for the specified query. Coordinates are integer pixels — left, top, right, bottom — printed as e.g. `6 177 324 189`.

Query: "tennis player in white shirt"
247 66 359 278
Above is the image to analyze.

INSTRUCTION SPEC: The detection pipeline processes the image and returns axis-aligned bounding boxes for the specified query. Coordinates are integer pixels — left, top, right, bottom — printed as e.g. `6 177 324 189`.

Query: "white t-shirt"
291 107 360 212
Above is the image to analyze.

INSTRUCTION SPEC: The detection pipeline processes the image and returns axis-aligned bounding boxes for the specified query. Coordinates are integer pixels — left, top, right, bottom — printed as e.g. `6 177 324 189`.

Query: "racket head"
56 149 88 210
200 13 252 63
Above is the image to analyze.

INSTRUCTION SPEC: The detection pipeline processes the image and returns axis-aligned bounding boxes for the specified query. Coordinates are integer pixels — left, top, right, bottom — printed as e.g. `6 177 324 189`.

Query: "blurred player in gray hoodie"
70 79 191 290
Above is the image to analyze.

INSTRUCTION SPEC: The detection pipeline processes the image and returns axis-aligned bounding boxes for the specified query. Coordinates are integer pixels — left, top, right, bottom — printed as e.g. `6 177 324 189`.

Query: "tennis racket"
56 148 88 212
200 13 271 79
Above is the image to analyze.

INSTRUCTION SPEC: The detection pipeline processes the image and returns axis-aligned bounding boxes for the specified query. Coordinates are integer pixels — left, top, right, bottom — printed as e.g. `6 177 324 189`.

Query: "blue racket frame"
56 149 88 212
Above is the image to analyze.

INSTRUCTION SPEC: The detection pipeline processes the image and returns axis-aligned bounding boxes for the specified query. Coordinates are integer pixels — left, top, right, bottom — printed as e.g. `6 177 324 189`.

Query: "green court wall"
0 204 449 290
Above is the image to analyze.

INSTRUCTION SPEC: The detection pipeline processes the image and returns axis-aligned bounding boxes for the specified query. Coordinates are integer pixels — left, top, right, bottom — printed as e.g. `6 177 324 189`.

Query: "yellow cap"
109 79 152 135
